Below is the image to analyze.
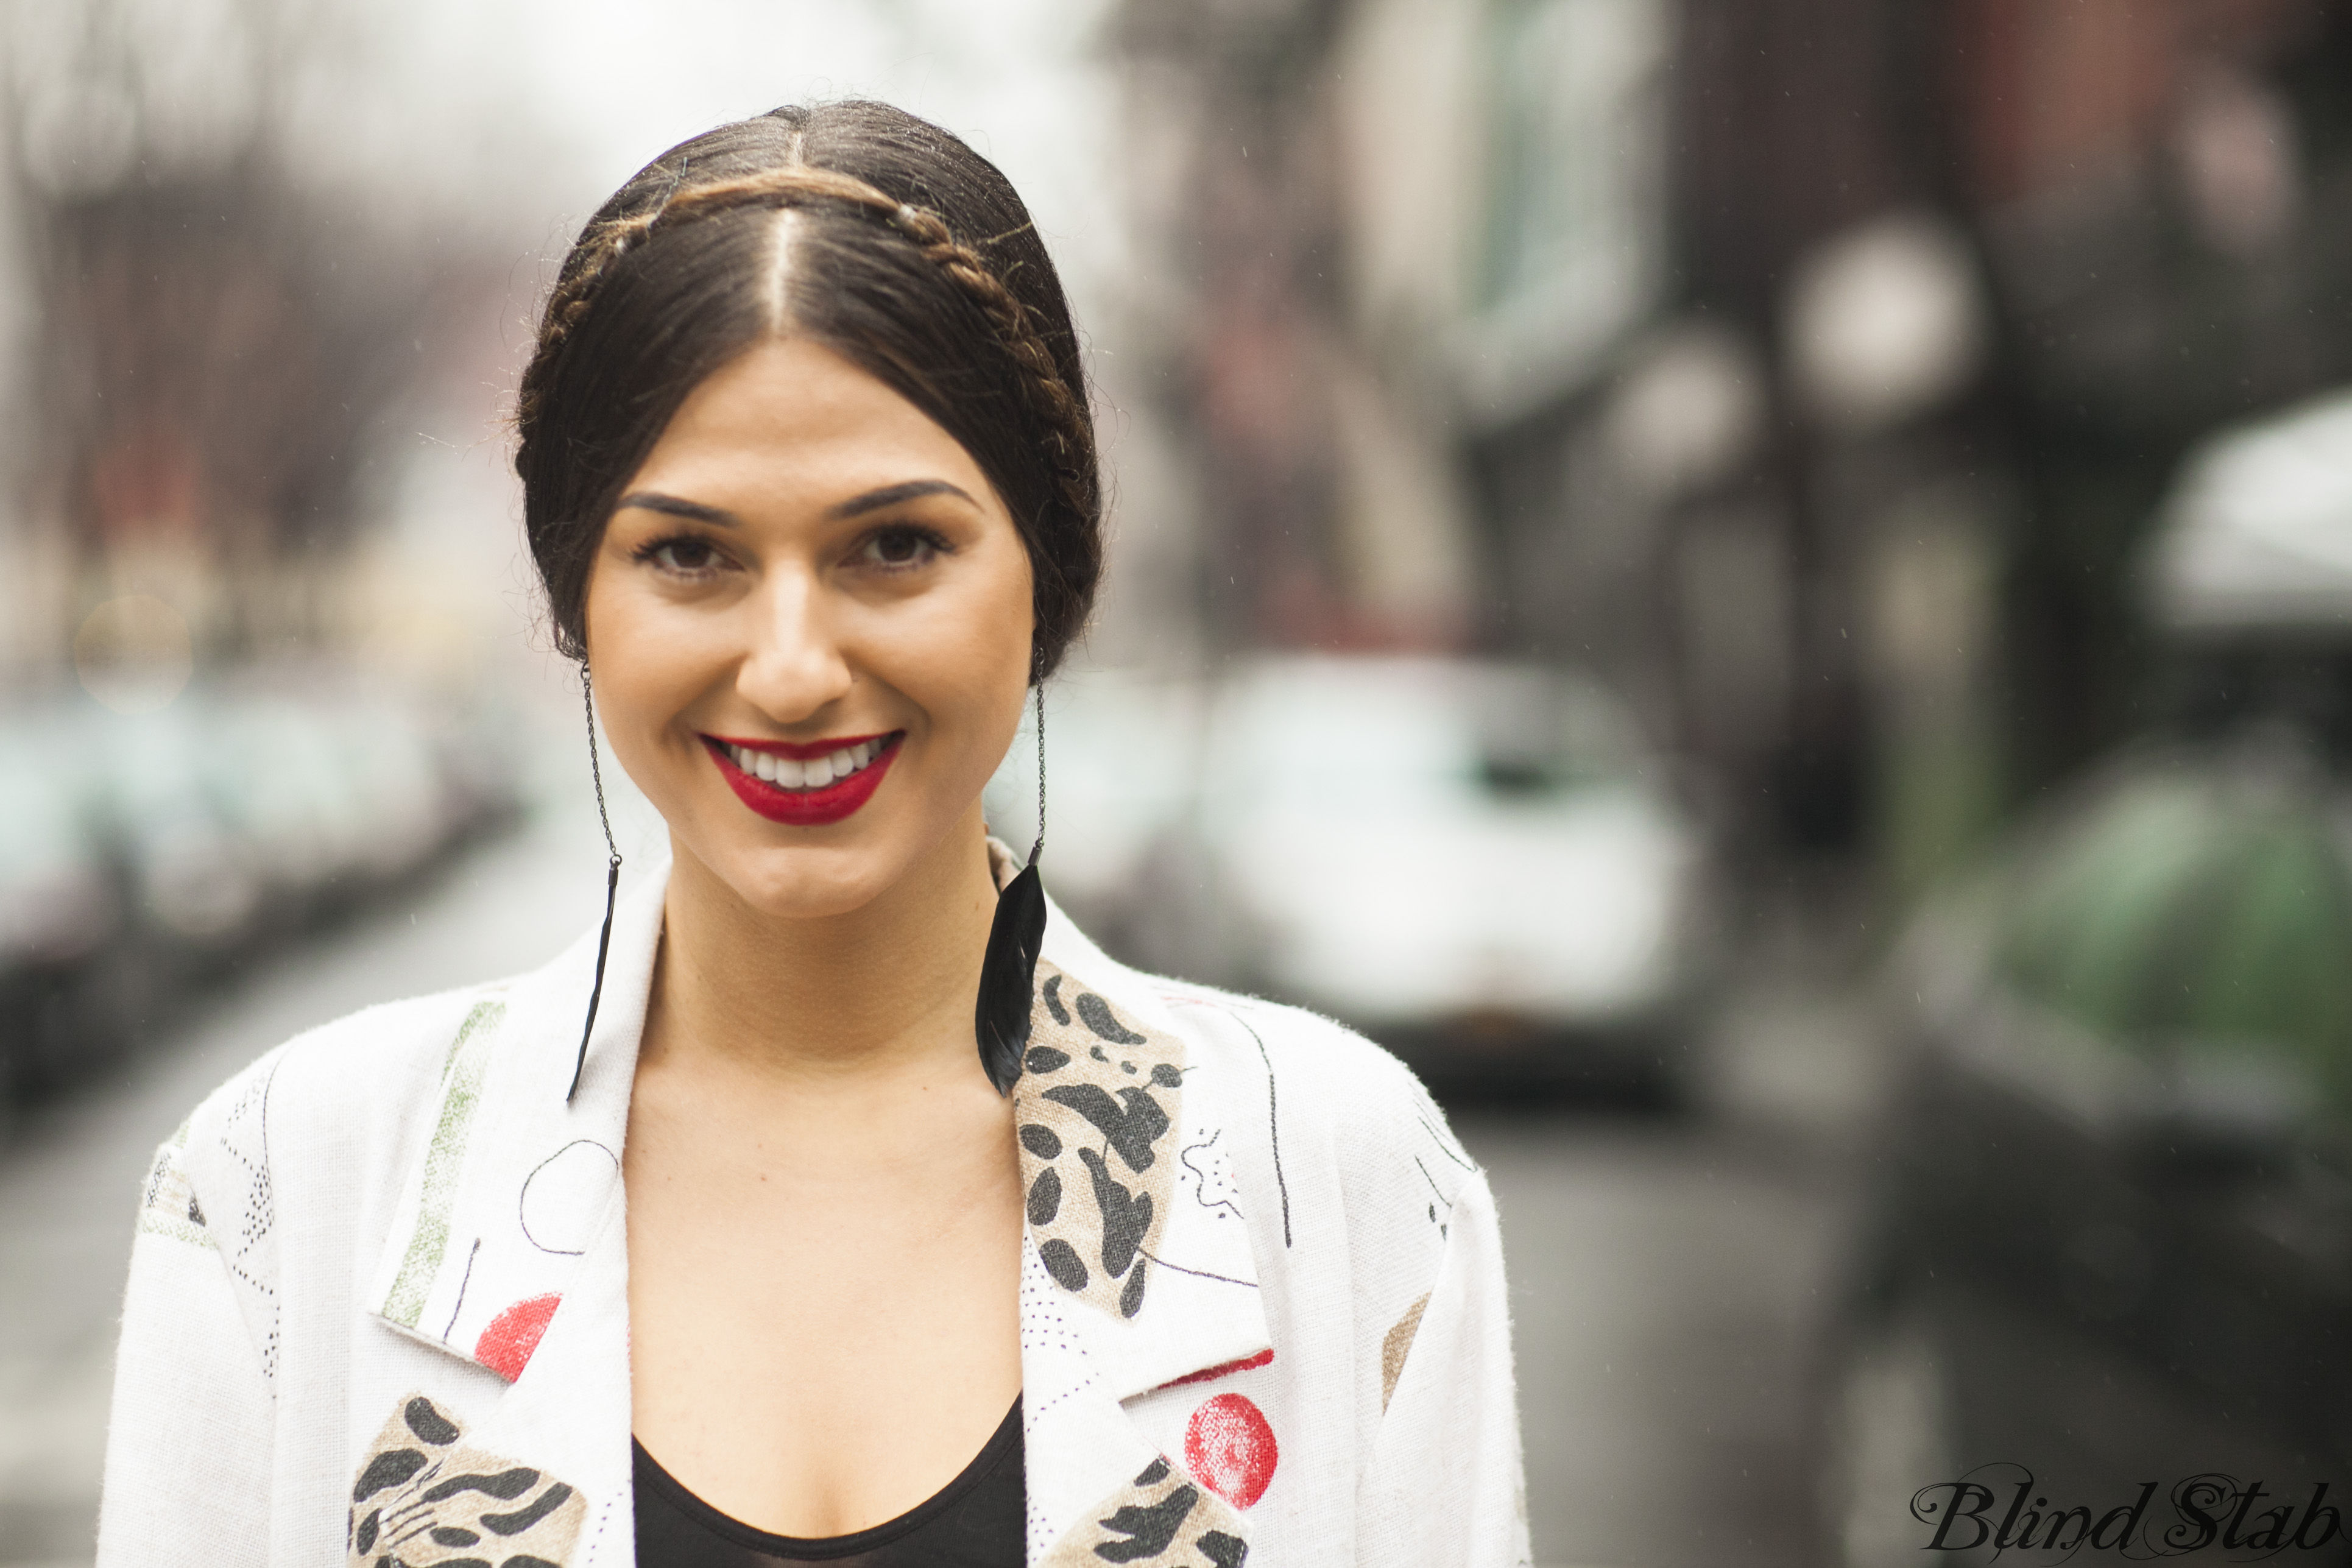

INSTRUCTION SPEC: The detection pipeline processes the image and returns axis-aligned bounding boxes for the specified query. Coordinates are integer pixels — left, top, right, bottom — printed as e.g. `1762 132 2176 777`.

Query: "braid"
522 166 1100 561
517 211 654 431
516 104 1105 677
884 201 1100 596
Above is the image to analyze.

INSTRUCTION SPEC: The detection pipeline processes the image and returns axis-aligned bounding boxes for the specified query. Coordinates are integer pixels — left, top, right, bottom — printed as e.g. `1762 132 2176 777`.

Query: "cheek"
886 552 1033 746
581 562 724 760
898 607 1028 734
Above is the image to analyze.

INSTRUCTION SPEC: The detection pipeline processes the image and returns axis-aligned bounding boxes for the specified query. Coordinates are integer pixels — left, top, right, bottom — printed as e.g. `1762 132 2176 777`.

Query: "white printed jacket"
96 849 1530 1567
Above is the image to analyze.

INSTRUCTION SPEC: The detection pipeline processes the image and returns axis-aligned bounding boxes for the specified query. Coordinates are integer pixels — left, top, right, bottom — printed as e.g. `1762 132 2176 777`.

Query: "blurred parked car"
0 712 133 1093
983 667 1205 962
1818 736 2352 1563
1193 656 1714 1093
1820 392 2352 1564
2148 384 2352 640
82 696 270 968
0 673 520 1108
993 656 1717 1093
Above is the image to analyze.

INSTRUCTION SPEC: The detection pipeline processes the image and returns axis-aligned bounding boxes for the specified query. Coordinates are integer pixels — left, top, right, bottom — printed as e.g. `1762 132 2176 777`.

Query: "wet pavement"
0 803 1884 1568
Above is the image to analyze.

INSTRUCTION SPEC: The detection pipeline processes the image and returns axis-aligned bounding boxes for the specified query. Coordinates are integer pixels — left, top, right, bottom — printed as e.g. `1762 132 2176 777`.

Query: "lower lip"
703 735 903 826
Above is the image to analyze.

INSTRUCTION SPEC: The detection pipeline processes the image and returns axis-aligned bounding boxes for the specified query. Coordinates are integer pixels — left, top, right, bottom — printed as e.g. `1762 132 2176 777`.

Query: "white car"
991 655 1716 1091
983 667 1206 961
1195 656 1714 1091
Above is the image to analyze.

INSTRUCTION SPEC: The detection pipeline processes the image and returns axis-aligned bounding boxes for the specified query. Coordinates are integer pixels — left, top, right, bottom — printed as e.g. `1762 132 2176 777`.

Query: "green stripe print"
383 998 505 1329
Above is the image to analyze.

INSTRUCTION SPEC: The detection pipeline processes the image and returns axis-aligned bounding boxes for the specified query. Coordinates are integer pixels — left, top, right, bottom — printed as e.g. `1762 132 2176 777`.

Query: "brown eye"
860 527 943 570
650 537 718 572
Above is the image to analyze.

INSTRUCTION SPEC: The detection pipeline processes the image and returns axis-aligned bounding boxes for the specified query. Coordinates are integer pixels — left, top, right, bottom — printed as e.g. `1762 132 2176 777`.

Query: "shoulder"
194 981 501 1125
1114 966 1481 1193
130 980 512 1377
168 980 511 1199
1157 973 1455 1126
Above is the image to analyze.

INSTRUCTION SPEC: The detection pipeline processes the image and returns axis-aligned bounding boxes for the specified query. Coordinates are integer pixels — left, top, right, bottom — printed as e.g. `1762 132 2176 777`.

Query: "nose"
734 566 853 724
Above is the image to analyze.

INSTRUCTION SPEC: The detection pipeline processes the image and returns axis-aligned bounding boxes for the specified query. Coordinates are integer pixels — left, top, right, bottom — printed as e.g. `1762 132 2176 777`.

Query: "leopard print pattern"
1014 964 1184 1319
347 1394 584 1567
1039 1456 1249 1567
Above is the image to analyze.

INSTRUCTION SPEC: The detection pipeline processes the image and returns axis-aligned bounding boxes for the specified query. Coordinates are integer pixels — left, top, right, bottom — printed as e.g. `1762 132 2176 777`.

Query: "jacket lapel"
1013 862 1273 1564
364 863 662 1380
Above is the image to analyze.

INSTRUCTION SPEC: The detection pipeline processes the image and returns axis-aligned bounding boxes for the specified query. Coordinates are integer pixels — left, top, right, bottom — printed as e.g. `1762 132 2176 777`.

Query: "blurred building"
1112 0 2352 882
0 0 520 704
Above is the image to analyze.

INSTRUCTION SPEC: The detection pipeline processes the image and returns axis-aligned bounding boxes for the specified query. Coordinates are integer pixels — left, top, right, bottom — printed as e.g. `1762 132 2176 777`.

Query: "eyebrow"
825 479 976 519
615 492 736 526
613 479 977 528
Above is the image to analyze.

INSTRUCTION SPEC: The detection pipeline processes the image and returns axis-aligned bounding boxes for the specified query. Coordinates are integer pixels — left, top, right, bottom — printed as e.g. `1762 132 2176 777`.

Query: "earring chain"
583 665 622 872
1030 681 1046 867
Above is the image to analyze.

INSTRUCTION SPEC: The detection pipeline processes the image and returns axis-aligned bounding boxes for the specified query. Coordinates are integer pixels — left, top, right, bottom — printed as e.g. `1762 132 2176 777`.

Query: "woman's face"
584 336 1035 919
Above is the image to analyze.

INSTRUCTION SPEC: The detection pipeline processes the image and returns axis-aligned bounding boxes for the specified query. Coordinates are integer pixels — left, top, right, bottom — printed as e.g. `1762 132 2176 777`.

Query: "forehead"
627 336 997 510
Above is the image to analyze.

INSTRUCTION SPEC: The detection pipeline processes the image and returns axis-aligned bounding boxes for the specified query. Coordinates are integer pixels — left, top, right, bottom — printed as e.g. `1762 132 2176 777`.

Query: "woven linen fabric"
96 846 1531 1567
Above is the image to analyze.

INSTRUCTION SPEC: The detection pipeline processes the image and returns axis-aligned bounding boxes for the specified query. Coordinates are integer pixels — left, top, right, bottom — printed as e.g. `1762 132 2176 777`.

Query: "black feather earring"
567 663 624 1103
975 682 1048 1096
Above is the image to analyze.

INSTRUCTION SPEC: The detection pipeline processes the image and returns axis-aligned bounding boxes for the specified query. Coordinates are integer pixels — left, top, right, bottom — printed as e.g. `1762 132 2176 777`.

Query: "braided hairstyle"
515 102 1101 678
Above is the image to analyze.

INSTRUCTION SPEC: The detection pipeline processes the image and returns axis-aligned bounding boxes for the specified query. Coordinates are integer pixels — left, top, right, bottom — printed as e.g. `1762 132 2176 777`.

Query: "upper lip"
704 731 899 760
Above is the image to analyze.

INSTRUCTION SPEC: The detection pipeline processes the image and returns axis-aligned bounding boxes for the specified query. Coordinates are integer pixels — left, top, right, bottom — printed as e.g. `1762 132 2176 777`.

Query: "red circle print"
1184 1393 1277 1509
474 1294 562 1382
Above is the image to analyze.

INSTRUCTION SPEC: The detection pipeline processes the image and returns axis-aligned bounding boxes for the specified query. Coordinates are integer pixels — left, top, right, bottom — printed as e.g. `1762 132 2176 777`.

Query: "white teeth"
728 738 888 790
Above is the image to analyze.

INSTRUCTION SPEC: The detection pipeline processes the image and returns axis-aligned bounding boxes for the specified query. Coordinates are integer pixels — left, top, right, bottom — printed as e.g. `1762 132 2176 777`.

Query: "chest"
619 1095 1026 1536
627 1133 1024 1357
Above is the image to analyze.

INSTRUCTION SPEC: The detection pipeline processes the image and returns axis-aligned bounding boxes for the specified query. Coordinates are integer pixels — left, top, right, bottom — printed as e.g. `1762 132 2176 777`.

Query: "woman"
96 102 1528 1568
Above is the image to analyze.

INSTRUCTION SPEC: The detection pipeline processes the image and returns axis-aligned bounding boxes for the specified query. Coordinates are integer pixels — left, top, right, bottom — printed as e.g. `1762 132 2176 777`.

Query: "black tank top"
632 1400 1023 1567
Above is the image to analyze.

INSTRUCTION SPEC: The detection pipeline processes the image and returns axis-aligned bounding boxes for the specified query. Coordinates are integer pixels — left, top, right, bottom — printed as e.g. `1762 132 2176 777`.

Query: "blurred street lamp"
1603 320 1764 501
73 594 193 715
1785 210 1986 436
2172 61 2301 258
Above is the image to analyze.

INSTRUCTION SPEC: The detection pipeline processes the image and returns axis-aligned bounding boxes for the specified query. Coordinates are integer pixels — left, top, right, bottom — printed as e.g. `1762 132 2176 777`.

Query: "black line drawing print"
443 1237 482 1341
519 1139 619 1255
218 1058 283 1378
1226 1006 1292 1248
1181 1130 1245 1221
1417 1112 1478 1173
1135 1247 1260 1290
1413 1154 1457 1239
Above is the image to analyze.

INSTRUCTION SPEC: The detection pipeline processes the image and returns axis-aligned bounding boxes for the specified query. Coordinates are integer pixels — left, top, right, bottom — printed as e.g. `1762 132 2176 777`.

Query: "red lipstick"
702 732 903 826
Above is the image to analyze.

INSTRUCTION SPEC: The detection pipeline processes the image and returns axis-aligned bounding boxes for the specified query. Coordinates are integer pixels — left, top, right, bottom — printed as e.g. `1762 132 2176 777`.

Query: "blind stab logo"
1910 1468 2342 1557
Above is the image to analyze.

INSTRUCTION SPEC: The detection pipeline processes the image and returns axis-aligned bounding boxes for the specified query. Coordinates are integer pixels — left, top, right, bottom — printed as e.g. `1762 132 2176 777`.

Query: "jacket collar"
363 838 1270 1397
364 853 659 1372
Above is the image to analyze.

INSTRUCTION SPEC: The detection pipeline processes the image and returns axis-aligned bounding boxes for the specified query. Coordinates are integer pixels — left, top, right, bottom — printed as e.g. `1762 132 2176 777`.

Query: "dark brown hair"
515 102 1101 677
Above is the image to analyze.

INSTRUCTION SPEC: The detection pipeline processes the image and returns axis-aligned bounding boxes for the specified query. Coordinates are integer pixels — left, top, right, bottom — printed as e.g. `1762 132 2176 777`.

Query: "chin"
700 837 905 922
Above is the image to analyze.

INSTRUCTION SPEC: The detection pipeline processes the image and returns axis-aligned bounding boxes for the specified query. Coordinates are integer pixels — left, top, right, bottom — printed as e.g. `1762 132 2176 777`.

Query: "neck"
648 803 1005 1090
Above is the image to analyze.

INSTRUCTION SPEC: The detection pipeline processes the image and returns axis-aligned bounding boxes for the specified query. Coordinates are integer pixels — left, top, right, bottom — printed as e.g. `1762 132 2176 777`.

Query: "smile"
702 732 903 826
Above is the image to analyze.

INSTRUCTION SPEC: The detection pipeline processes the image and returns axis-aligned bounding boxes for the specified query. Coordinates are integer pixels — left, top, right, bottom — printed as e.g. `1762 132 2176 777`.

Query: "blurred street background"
4 1 2351 1565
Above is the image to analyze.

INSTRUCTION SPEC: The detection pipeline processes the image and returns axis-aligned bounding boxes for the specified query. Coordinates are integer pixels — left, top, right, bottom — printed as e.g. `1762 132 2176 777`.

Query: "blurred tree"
0 0 434 662
1117 0 2352 888
1115 0 1357 652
